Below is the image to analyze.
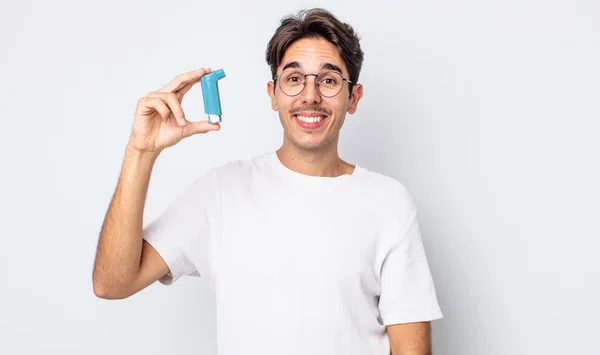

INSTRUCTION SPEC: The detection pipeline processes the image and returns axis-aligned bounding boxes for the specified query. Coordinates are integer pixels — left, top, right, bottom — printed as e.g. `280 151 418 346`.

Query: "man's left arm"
387 321 431 355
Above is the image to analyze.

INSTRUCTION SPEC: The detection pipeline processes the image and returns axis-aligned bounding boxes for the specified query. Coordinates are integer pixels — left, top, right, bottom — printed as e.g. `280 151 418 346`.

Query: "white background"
1 0 598 354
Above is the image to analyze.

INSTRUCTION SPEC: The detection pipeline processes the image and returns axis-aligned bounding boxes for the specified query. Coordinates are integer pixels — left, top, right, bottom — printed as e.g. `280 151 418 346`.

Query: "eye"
320 76 338 85
285 72 304 83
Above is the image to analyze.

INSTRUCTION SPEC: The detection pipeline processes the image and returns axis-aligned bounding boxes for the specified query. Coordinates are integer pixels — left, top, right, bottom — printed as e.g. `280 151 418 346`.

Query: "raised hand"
128 67 221 154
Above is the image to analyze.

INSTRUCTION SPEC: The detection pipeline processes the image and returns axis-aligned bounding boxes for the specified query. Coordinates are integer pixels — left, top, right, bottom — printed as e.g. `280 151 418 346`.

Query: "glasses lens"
279 70 305 96
317 71 343 97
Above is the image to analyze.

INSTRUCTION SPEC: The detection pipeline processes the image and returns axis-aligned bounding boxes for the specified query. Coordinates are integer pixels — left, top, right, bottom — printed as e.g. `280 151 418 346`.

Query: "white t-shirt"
143 151 443 355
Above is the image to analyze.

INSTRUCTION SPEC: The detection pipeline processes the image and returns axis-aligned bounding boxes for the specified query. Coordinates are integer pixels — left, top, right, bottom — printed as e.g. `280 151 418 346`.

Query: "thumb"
186 121 221 136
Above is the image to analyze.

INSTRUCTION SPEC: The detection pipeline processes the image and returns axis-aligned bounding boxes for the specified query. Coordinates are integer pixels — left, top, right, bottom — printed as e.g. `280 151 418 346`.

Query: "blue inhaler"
200 69 226 123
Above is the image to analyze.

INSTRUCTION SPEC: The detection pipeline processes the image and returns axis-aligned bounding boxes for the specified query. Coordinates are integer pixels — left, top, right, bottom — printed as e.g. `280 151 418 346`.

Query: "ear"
267 81 278 111
347 83 363 114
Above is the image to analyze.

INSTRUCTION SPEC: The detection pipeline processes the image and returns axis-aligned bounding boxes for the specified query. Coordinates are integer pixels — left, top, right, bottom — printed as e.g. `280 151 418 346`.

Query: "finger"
177 67 214 101
176 79 200 100
182 121 221 138
159 67 212 94
146 92 186 126
140 97 171 123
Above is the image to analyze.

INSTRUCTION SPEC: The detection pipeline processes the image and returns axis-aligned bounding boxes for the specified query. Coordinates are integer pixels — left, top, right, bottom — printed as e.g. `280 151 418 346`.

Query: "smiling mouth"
294 114 326 123
293 113 328 129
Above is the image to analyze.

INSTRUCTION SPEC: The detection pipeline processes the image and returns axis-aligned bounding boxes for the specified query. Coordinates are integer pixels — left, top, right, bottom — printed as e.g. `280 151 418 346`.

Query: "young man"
93 8 443 355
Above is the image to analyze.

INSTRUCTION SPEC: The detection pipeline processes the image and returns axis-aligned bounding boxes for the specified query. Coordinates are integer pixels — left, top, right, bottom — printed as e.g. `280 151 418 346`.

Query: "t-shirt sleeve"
378 203 443 325
142 167 221 286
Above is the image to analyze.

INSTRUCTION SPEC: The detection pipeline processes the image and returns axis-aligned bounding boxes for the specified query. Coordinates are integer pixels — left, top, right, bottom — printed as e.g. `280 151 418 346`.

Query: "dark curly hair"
266 8 364 98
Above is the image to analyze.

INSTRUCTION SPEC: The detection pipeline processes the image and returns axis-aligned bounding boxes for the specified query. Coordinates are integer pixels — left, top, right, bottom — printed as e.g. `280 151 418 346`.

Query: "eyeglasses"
274 70 353 98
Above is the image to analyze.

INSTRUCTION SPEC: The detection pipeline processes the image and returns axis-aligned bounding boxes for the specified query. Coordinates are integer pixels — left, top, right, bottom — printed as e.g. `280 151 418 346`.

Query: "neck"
276 139 354 177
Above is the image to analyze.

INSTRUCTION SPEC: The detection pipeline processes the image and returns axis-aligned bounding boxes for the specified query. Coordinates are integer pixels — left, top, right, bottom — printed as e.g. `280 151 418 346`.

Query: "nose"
299 75 321 104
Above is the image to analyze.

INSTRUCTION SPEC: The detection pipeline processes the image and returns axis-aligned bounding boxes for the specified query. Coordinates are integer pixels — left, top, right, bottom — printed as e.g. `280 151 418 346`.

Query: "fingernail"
180 116 186 126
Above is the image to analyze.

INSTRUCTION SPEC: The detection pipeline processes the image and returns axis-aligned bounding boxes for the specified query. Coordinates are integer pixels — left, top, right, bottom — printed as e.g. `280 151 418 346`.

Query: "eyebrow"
280 61 343 74
321 62 343 73
281 61 301 72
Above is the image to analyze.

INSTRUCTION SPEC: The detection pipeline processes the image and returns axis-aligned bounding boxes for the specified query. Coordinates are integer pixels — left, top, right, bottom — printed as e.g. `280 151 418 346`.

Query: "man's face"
267 37 363 152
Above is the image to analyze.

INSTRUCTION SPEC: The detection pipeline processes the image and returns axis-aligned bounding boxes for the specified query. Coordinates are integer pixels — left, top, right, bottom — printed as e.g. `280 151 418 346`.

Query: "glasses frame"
274 70 354 98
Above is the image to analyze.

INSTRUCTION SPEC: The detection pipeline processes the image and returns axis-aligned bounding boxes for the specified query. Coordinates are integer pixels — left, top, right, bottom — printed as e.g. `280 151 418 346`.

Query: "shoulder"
357 167 416 203
209 152 273 183
355 167 418 217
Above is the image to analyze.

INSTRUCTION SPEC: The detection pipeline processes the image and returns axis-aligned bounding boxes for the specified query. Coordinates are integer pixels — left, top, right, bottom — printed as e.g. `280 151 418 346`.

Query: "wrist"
125 142 160 165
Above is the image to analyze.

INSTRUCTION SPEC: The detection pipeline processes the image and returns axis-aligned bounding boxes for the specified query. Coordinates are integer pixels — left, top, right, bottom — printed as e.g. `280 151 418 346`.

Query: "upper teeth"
297 115 324 123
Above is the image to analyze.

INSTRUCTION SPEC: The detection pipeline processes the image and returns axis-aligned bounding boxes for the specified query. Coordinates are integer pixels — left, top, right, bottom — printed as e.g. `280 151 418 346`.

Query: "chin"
296 142 324 151
291 135 334 152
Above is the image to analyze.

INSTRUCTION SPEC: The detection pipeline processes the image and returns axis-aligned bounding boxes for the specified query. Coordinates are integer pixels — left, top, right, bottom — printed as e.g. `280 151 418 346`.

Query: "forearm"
93 143 159 297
